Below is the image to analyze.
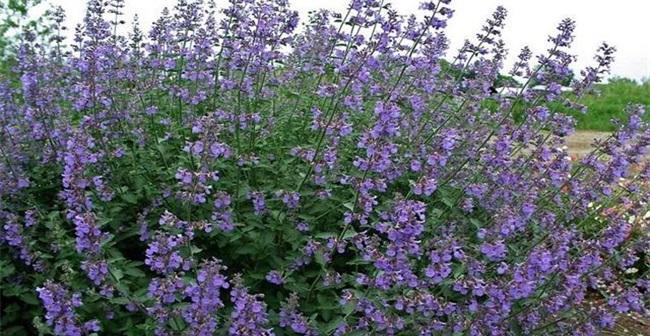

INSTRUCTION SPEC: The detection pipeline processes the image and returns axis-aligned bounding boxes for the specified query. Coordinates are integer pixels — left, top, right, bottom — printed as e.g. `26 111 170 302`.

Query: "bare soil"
566 131 611 158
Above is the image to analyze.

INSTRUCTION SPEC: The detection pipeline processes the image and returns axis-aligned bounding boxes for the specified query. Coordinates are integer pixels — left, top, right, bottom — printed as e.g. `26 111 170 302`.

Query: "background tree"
0 0 52 74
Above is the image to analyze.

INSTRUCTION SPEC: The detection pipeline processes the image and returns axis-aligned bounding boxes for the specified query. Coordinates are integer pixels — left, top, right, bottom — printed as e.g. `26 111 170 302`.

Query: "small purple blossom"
265 270 284 285
248 191 266 215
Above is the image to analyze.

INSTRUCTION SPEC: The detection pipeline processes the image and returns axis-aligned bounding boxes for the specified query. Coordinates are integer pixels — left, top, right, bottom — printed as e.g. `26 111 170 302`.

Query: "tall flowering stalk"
36 281 101 336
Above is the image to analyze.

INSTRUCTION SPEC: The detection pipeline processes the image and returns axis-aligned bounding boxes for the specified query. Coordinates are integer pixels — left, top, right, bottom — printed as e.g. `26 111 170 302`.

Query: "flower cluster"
36 281 101 336
0 210 42 270
182 259 229 336
279 293 315 335
228 275 273 335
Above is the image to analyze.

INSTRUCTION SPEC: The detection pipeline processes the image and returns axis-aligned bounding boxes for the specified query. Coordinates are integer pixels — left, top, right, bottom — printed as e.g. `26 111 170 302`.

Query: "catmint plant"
0 0 647 335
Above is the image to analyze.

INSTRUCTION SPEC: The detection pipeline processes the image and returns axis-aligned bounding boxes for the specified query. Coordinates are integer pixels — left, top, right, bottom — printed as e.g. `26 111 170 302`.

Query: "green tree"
0 0 52 74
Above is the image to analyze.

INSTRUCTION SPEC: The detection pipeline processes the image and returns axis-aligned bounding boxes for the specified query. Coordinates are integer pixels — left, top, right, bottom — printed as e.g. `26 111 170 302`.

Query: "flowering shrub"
1 0 648 335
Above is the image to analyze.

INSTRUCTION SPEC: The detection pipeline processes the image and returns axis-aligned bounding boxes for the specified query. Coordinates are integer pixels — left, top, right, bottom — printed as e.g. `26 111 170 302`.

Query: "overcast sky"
40 0 650 82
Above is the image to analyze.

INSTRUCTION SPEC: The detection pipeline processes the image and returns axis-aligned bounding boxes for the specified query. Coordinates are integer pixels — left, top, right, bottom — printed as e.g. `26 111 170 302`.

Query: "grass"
490 77 650 132
559 78 650 131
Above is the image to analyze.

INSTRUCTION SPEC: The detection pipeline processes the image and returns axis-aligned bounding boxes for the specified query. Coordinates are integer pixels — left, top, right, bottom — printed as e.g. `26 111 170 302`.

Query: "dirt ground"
566 131 612 158
567 130 650 161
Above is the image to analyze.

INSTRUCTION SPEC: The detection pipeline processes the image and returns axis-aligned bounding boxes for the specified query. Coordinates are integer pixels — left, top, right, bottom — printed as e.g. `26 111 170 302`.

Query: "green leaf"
123 267 146 278
315 232 336 239
19 293 39 305
110 297 132 305
315 251 327 267
121 192 138 204
168 317 185 331
452 263 466 279
441 195 455 208
235 245 256 255
323 316 344 333
470 218 482 229
0 260 16 279
510 319 524 336
342 300 355 315
111 268 124 281
341 228 358 240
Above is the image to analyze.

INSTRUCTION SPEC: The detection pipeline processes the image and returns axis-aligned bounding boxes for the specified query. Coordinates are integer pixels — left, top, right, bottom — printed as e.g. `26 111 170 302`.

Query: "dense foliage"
1 0 648 335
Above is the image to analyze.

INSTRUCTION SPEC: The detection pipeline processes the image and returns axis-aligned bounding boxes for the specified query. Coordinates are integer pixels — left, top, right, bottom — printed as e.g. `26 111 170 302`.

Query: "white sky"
39 0 650 82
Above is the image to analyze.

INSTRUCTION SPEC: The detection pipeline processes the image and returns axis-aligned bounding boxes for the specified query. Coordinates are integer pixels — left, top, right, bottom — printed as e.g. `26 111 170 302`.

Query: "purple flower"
37 281 101 335
480 240 507 261
276 190 300 209
279 293 314 335
72 212 105 255
80 259 109 286
248 191 266 215
296 221 310 232
228 276 273 335
145 213 191 275
1 211 39 268
265 270 284 285
182 259 229 335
